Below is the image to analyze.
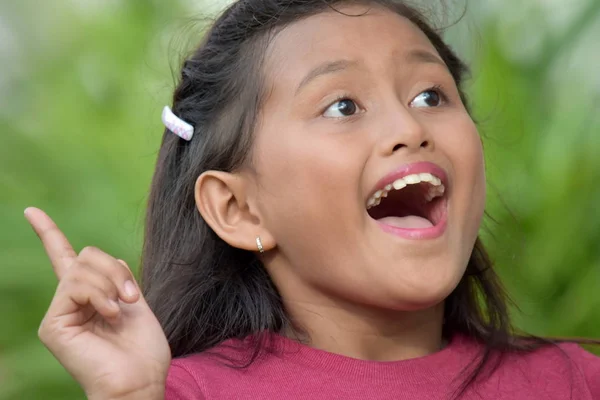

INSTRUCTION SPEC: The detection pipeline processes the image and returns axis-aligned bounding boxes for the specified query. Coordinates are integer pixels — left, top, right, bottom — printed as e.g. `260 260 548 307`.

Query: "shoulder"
165 352 232 400
497 341 600 397
165 356 207 400
165 358 201 400
165 341 261 400
554 342 600 395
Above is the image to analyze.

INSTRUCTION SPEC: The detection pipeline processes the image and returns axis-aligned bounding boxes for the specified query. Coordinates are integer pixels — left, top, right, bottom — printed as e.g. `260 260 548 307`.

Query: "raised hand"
25 207 171 400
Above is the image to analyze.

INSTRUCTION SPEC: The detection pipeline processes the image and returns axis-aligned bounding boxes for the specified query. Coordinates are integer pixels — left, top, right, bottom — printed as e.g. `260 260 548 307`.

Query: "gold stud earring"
256 236 265 253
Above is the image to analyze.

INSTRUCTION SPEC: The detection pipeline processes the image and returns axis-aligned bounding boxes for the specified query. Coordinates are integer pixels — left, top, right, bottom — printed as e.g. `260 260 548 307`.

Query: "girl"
25 0 599 399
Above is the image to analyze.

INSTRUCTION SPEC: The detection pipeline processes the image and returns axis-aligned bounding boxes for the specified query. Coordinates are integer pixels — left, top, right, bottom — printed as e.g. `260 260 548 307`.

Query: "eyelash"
421 85 449 105
321 85 450 118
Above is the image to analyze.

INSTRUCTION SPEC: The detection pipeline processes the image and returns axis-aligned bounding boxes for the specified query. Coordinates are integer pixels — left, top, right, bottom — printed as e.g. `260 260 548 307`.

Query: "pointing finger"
24 207 77 280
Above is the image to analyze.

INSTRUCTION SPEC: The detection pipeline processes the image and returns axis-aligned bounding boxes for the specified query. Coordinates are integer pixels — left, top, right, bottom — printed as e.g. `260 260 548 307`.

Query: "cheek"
444 118 486 229
466 129 486 212
440 114 484 182
253 128 363 246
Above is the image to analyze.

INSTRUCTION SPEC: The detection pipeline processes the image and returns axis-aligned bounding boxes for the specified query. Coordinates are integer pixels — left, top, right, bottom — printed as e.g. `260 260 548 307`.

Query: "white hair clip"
161 105 194 141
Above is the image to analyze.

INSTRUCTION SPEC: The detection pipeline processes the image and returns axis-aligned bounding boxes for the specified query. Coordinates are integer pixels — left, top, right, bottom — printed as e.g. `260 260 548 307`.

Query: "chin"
391 291 450 312
383 269 464 312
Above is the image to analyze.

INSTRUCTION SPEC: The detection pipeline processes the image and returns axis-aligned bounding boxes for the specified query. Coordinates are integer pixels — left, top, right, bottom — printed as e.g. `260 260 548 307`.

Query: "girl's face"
250 5 485 312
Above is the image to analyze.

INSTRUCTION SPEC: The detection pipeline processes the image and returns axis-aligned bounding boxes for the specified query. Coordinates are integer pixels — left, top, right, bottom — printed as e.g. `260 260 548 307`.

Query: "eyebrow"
295 49 447 95
404 49 447 69
295 60 360 95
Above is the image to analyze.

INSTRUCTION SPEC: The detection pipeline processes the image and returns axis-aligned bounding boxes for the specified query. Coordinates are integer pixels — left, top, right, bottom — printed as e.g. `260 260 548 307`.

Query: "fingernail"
124 280 138 297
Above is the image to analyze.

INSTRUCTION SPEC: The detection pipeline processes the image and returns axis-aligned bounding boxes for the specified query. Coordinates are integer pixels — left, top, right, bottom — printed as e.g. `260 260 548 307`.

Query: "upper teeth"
367 173 445 209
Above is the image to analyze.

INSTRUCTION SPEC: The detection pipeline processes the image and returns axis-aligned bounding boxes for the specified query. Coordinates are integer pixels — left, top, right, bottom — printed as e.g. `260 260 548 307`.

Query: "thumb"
116 259 145 301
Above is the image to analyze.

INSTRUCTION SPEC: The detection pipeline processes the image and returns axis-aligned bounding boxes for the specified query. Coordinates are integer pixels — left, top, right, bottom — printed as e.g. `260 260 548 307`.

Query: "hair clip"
161 106 194 141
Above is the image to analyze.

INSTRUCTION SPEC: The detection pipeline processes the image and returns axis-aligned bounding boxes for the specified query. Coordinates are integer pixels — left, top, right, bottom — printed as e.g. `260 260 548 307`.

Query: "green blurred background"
1 0 599 398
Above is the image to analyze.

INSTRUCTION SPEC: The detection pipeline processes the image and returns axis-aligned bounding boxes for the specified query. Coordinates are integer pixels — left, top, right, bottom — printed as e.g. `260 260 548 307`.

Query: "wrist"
87 382 165 400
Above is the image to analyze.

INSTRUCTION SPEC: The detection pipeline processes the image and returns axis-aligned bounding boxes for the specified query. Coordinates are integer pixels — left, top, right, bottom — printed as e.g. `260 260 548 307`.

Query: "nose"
377 107 434 156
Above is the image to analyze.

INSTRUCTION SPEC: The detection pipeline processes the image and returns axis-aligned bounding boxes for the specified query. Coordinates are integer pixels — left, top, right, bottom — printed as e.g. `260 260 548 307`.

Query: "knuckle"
37 320 50 342
79 245 99 259
37 324 45 339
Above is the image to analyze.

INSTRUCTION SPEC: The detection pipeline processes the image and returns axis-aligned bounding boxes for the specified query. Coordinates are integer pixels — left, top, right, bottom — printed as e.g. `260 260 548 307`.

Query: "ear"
194 171 275 253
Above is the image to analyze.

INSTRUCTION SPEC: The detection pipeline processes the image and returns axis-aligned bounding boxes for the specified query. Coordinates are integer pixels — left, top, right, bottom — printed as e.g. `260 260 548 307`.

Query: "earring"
256 236 265 253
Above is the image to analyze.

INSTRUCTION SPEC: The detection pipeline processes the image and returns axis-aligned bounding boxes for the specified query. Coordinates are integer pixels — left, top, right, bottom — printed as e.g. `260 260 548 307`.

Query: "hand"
25 207 171 400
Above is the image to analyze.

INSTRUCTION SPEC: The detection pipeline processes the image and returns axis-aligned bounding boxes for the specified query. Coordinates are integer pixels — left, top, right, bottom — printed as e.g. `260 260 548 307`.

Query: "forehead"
264 4 438 83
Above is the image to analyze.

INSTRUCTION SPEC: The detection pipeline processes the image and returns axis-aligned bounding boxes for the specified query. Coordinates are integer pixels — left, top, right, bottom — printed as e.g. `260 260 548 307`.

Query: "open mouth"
366 172 447 230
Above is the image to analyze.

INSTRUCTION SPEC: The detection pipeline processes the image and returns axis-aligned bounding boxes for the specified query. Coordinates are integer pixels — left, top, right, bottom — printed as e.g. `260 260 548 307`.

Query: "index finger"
24 207 77 279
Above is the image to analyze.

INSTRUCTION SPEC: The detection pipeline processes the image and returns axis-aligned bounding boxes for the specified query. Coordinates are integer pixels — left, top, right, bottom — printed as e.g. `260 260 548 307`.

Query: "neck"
282 296 445 362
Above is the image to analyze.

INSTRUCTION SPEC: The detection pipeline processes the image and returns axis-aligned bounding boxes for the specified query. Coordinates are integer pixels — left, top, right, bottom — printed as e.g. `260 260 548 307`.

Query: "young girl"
25 0 599 398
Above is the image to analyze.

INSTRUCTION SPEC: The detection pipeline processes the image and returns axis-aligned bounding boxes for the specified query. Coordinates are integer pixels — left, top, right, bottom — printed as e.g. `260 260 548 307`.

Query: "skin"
198 4 485 361
25 207 168 400
28 3 485 398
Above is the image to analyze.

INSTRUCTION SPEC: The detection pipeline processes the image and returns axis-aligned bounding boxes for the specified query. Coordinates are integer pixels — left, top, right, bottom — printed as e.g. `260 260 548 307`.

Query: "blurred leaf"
1 0 599 398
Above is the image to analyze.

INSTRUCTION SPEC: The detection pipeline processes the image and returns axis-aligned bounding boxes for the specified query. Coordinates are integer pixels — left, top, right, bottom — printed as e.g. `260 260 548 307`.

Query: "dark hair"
140 0 568 397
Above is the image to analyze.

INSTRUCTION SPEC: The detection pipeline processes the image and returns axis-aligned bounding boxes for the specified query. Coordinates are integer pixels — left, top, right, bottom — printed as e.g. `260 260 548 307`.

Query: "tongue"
378 215 433 229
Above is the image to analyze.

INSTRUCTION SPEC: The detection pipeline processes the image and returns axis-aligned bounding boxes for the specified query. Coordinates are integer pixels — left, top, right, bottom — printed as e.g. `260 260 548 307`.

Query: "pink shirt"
166 333 600 399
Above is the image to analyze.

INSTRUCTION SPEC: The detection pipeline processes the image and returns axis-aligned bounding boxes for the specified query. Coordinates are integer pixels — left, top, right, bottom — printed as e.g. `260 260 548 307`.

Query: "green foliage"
1 1 599 398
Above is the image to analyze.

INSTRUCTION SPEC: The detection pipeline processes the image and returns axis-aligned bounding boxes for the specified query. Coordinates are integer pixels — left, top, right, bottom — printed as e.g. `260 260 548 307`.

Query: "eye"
410 87 445 108
323 98 360 118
